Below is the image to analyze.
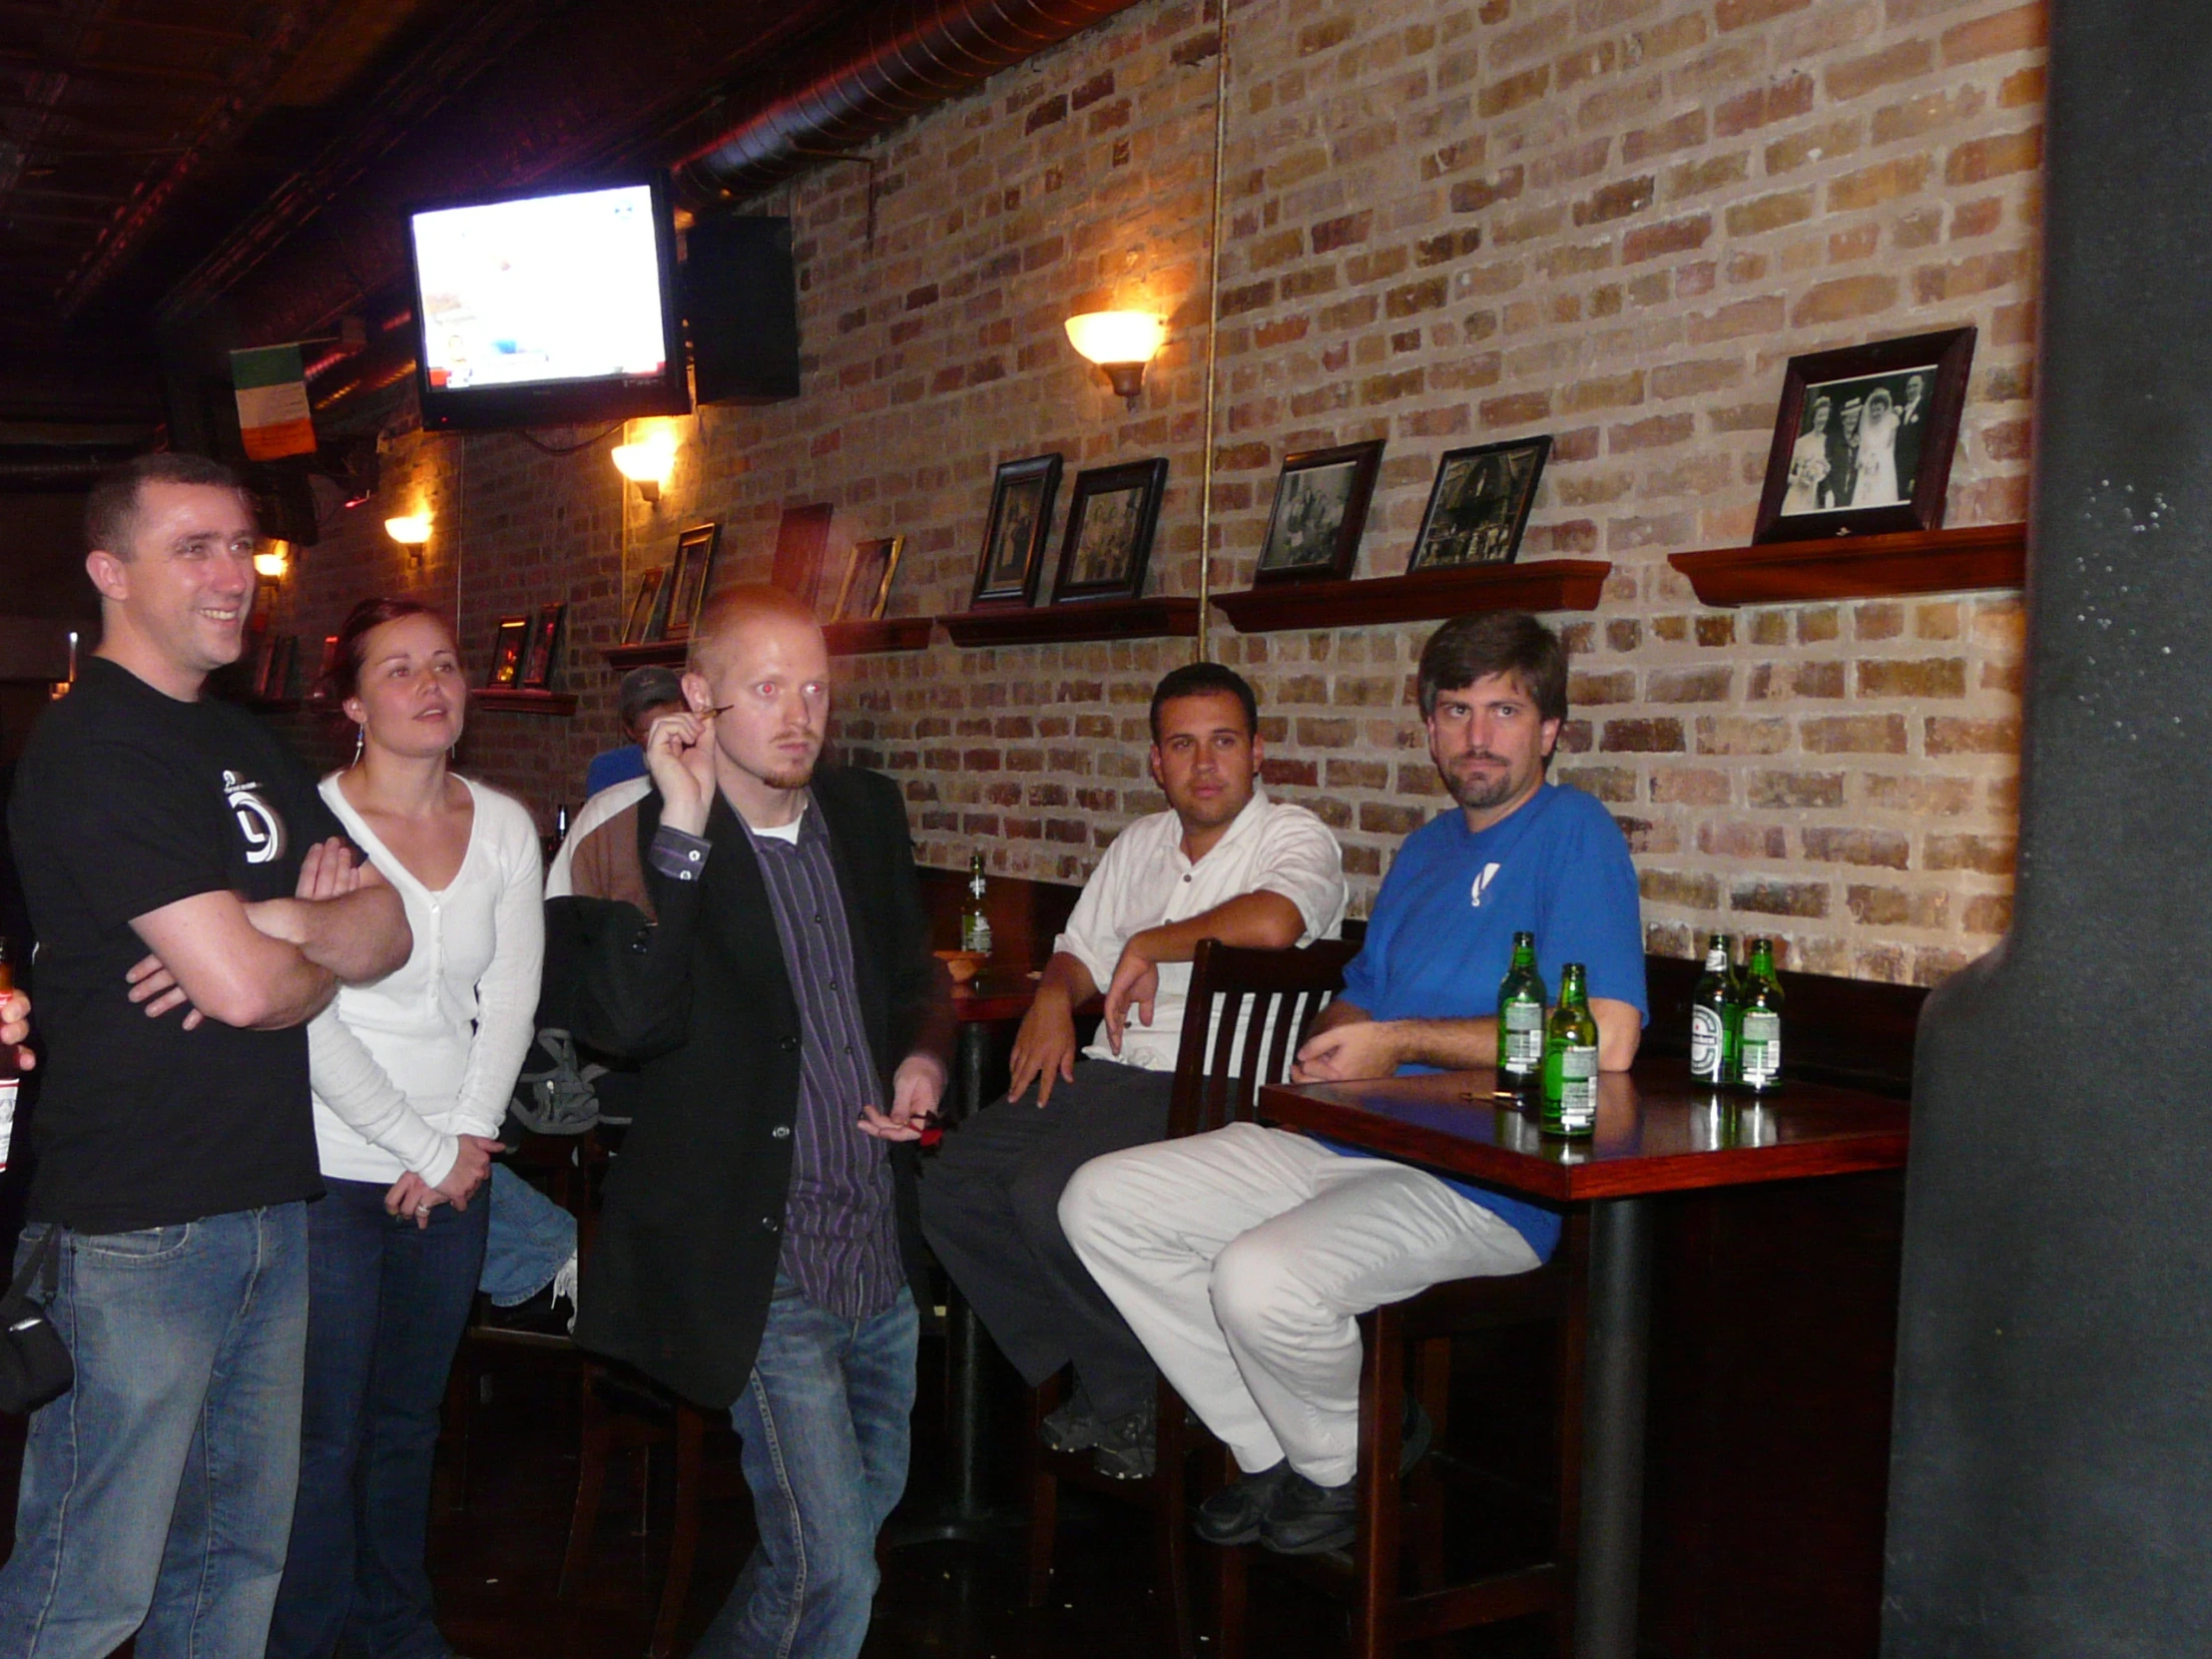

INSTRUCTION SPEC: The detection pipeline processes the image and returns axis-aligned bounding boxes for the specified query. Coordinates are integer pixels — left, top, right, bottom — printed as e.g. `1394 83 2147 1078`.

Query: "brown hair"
1416 611 1568 724
324 596 453 702
688 583 824 677
84 453 251 559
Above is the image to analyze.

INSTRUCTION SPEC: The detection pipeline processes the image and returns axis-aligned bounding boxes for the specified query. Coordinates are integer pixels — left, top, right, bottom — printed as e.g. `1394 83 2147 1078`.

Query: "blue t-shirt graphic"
1331 782 1646 1260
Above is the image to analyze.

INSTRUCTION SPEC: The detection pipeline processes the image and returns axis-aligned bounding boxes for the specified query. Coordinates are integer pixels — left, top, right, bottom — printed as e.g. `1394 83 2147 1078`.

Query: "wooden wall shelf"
603 617 933 671
940 596 1201 649
1211 559 1612 634
472 689 578 716
603 641 684 670
825 617 933 655
1669 522 2025 607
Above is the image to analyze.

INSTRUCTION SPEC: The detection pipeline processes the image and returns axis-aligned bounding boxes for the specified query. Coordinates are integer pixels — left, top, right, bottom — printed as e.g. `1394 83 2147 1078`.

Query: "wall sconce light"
384 514 432 547
254 539 291 579
1065 310 1167 407
612 432 678 503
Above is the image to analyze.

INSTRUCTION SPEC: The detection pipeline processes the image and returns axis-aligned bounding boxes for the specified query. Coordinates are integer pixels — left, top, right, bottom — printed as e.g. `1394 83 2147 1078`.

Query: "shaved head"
688 583 824 679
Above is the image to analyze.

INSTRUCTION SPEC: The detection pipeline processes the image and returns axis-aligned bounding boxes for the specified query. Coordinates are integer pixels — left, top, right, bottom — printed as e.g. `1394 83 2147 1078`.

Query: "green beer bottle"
1495 931 1547 1095
1540 962 1599 1137
1689 933 1738 1087
1737 937 1785 1093
960 852 993 955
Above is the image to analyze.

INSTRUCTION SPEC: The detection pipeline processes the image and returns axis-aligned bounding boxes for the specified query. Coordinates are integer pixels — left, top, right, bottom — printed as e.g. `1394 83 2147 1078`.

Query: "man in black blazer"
556 584 953 1659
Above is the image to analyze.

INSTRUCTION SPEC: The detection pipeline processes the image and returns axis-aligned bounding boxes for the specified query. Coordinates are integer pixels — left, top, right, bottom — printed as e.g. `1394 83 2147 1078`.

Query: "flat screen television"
402 177 690 431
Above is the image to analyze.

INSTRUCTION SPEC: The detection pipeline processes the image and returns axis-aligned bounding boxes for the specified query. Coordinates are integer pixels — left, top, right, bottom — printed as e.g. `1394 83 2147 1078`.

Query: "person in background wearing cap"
583 666 688 800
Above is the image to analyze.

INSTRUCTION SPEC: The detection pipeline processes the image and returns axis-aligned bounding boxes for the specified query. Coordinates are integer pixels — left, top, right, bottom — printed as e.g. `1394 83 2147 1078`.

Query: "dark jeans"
693 1275 918 1659
0 1205 308 1659
917 1059 1175 1417
266 1178 488 1659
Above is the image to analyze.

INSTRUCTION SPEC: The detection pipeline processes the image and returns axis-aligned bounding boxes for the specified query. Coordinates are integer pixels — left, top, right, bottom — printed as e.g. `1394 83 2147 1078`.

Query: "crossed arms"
126 836 410 1030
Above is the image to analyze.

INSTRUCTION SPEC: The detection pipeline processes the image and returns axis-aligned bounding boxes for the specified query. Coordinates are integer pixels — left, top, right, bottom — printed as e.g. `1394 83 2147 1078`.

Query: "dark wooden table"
892 966 1046 1545
1256 1063 1910 1659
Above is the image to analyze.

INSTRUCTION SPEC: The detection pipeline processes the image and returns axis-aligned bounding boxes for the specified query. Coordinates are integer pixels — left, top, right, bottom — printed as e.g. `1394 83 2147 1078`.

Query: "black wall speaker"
685 215 800 406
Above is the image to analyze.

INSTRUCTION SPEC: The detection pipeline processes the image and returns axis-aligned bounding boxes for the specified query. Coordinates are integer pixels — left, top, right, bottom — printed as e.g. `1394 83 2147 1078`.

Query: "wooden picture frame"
1255 439 1385 584
1051 458 1169 604
832 536 905 622
314 633 342 701
520 602 565 690
623 567 665 645
665 522 721 640
1754 325 1976 544
1407 436 1551 572
487 616 529 688
970 452 1063 609
249 631 278 700
771 503 835 611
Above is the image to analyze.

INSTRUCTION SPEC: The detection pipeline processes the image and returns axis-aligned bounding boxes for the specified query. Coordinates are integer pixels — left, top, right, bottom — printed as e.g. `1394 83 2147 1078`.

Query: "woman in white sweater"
268 597 544 1659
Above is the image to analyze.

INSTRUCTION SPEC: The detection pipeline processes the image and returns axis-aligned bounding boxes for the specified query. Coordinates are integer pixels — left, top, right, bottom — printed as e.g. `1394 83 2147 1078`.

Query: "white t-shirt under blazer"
306 774 545 1187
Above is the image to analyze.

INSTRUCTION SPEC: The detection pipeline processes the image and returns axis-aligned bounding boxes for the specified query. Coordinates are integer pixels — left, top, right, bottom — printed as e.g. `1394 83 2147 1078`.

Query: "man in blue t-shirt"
1063 612 1645 1558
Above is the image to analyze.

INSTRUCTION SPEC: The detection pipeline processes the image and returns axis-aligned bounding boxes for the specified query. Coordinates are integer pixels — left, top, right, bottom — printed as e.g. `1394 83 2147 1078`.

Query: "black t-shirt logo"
223 770 287 866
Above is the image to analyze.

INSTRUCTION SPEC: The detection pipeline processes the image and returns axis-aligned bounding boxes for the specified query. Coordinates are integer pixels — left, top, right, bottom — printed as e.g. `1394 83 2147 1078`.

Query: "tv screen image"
404 178 689 430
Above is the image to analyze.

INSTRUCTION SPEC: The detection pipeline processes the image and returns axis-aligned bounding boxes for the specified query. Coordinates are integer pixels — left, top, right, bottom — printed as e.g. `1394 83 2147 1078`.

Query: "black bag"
0 1228 72 1414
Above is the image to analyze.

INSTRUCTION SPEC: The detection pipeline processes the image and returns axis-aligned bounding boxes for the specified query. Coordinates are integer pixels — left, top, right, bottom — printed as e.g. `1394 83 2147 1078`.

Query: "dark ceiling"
0 0 1137 464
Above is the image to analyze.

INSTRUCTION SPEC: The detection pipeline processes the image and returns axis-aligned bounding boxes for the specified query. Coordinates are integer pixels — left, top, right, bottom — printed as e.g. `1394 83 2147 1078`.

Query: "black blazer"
557 765 954 1407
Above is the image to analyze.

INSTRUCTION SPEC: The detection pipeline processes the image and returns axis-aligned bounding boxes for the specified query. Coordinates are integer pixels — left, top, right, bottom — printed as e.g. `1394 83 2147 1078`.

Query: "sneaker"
1090 1403 1157 1480
1259 1472 1356 1556
551 1251 580 1335
1193 1460 1299 1545
1040 1391 1103 1454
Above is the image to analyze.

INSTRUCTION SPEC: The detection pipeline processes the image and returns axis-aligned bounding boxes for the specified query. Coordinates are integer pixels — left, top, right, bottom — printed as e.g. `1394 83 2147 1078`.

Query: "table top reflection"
1257 1062 1910 1202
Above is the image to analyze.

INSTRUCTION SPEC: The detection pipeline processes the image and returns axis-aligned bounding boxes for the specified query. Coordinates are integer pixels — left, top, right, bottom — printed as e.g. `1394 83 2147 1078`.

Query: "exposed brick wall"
279 0 2043 986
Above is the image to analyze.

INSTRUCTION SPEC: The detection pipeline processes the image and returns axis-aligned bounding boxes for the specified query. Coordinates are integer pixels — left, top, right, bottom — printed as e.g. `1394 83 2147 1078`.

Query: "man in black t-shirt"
0 454 411 1658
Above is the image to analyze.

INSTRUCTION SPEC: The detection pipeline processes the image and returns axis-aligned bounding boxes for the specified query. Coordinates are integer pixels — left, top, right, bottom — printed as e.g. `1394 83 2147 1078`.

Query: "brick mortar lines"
280 0 2043 988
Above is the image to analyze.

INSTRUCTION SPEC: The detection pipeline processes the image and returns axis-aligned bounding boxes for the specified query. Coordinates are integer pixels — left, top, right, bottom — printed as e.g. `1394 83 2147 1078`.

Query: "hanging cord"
515 421 626 457
1195 0 1231 664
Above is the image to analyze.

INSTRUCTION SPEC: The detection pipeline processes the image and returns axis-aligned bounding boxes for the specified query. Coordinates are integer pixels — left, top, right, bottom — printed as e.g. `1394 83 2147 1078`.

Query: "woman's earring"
352 724 365 767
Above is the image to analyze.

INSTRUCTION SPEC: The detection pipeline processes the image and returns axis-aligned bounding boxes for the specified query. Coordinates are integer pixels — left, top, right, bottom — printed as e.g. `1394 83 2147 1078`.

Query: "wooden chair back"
1166 938 1361 1139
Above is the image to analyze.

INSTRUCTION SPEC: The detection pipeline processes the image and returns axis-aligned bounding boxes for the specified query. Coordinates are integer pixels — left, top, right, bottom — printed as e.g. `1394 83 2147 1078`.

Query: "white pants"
1061 1123 1541 1487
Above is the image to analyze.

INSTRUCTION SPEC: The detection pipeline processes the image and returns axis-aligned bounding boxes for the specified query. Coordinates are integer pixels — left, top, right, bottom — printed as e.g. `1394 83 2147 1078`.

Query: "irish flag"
231 344 316 460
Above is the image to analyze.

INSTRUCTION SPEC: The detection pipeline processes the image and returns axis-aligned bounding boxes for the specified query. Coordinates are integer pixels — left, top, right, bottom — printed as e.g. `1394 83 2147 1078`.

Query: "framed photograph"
253 576 280 624
487 616 529 688
970 452 1063 608
520 602 565 690
1255 439 1385 584
1051 458 1169 604
771 503 835 610
1407 436 1551 572
1754 325 1976 543
623 567 665 645
832 536 905 622
314 633 342 701
249 631 278 700
665 522 721 640
271 634 296 701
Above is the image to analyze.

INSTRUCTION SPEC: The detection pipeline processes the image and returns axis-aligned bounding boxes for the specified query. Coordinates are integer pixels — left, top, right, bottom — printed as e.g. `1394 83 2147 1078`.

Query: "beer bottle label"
1557 1044 1597 1130
1690 1004 1722 1079
0 1077 15 1173
1741 1010 1781 1084
1503 1001 1543 1072
961 912 992 954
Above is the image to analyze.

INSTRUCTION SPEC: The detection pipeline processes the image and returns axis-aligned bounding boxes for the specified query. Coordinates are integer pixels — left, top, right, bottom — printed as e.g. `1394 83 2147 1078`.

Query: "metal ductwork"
0 447 141 491
673 0 1145 201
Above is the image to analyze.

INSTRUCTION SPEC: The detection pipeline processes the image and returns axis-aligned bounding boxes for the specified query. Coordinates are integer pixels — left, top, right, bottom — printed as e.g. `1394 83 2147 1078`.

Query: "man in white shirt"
919 663 1346 1478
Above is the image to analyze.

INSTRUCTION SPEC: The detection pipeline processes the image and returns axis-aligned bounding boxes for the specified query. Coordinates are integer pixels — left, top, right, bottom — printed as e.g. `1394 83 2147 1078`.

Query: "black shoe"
1259 1472 1357 1556
1090 1404 1157 1480
1039 1391 1102 1454
1193 1460 1298 1545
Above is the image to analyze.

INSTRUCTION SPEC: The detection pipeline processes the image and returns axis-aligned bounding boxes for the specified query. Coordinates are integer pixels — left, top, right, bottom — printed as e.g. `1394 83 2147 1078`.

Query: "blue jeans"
692 1276 918 1659
477 1163 575 1307
268 1178 488 1659
0 1204 309 1659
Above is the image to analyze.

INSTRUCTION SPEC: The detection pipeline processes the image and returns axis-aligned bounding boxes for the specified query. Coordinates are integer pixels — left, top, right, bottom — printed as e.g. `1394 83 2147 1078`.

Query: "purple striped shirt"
749 801 903 1319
